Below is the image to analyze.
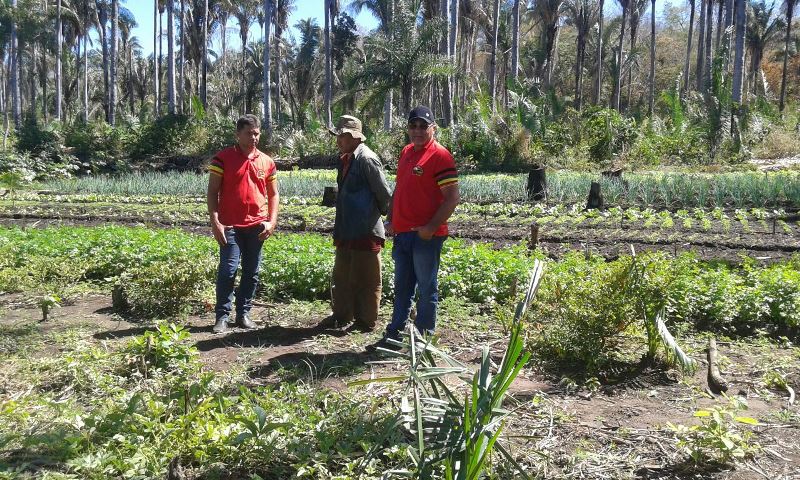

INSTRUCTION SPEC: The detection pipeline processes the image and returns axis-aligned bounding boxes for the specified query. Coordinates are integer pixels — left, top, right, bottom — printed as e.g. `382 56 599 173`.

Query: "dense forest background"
0 0 798 177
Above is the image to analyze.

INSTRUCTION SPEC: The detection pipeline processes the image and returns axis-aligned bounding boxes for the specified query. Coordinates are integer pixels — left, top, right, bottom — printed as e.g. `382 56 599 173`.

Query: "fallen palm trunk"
707 337 729 394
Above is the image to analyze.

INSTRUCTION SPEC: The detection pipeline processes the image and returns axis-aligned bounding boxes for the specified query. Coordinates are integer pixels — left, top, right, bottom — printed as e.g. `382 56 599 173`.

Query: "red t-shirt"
208 145 277 228
391 139 458 236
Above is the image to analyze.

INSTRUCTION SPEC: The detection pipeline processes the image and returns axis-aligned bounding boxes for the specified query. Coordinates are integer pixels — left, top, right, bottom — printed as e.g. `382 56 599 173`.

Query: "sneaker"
235 314 257 329
365 330 403 352
212 316 230 334
319 315 350 329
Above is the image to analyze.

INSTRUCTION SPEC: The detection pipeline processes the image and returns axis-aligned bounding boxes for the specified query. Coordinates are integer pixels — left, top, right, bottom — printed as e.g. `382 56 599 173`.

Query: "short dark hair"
236 114 260 131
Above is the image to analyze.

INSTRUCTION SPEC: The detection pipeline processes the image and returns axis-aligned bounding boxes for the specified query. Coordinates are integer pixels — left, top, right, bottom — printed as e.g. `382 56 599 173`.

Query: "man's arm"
364 157 392 215
207 173 227 246
413 184 459 240
259 177 280 241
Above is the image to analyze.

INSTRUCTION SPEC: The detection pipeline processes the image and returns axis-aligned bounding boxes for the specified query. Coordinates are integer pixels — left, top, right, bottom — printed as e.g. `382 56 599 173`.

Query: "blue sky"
125 2 379 56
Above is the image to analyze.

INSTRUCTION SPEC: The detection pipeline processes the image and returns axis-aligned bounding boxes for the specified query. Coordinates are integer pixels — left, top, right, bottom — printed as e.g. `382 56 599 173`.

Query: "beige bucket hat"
328 115 367 141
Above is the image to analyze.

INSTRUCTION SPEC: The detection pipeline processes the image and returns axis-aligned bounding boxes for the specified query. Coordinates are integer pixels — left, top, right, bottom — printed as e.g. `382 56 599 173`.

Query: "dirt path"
2 293 798 478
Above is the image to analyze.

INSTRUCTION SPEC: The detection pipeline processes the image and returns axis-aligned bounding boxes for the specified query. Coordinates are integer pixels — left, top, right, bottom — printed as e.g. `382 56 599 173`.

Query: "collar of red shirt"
235 144 259 160
412 138 436 153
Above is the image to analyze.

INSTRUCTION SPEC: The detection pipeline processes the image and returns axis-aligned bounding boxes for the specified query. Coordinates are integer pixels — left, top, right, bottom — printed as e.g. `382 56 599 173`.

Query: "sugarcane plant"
352 260 545 478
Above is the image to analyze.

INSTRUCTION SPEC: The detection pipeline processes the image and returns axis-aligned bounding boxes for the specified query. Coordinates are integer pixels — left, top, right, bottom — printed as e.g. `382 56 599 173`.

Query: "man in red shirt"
207 114 279 334
374 106 459 349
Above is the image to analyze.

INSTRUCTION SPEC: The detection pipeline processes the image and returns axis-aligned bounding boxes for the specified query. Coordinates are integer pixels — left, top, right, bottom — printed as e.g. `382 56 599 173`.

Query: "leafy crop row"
39 170 800 209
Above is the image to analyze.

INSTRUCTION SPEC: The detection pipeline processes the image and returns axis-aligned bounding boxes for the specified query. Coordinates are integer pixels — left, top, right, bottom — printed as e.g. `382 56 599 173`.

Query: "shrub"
114 258 215 318
581 107 638 164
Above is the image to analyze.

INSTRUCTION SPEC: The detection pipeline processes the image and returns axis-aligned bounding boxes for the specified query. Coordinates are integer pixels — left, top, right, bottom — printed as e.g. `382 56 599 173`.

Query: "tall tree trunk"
263 0 272 135
489 0 500 112
97 1 110 122
683 0 696 94
511 0 520 81
110 0 118 125
83 16 89 122
613 4 628 110
441 0 453 127
575 23 585 110
595 0 605 104
703 0 714 89
129 42 135 115
449 0 458 121
155 1 161 117
10 0 20 130
56 0 63 121
626 15 640 110
696 0 706 91
324 0 332 127
731 0 746 104
179 0 185 114
201 0 208 107
778 1 795 112
167 0 175 115
648 0 656 115
383 0 394 130
715 0 723 49
275 22 283 128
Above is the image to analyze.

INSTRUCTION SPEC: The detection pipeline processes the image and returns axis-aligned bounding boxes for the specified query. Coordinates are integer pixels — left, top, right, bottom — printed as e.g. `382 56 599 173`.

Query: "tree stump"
321 186 338 207
585 181 603 210
526 165 547 202
529 222 540 250
707 337 729 395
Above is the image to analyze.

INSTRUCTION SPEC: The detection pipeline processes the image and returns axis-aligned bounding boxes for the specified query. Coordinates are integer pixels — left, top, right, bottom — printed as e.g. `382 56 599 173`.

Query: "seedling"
38 295 61 322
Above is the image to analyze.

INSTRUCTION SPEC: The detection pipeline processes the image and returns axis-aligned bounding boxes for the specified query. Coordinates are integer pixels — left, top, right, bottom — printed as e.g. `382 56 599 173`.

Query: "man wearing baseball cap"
320 115 392 332
372 106 460 350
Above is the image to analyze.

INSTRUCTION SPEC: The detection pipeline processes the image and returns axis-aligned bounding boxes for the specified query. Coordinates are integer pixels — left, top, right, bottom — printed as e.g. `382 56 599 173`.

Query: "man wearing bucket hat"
319 115 392 332
370 106 460 351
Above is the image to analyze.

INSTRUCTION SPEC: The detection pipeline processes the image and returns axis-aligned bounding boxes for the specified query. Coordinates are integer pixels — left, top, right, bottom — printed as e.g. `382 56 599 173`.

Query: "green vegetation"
1 226 798 374
38 169 800 209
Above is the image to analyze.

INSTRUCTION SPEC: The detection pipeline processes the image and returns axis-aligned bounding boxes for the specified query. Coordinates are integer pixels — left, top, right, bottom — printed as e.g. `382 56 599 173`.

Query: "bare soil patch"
1 294 798 478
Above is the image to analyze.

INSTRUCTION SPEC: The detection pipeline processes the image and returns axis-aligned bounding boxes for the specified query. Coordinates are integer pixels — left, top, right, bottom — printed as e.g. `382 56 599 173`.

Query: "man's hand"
412 224 436 241
258 220 276 241
212 222 227 246
384 221 395 236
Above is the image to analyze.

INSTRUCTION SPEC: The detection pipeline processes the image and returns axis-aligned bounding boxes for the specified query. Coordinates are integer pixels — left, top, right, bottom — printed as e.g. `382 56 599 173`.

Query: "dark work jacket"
333 143 392 242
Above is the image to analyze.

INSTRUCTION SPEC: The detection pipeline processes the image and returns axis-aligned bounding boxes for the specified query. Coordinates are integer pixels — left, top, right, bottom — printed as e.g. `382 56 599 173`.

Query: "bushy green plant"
581 107 638 164
115 258 215 318
63 121 133 172
124 322 199 372
668 397 760 464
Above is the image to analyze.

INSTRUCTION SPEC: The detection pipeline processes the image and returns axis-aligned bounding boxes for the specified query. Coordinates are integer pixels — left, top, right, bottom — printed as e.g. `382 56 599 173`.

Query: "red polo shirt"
208 145 277 228
391 139 458 236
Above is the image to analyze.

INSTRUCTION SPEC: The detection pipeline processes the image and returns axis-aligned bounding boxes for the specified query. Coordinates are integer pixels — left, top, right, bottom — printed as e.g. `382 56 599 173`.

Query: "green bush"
114 258 215 318
581 107 638 164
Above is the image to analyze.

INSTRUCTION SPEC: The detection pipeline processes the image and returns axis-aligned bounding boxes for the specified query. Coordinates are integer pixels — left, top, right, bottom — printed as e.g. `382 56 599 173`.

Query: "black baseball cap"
408 106 434 125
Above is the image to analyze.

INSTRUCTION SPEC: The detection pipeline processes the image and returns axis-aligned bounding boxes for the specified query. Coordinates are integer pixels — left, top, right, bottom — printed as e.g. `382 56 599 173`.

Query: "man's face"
336 132 360 154
408 120 434 148
236 125 260 150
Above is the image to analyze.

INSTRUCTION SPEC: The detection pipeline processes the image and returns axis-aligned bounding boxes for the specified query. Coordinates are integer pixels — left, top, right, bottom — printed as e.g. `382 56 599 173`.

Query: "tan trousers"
331 248 382 329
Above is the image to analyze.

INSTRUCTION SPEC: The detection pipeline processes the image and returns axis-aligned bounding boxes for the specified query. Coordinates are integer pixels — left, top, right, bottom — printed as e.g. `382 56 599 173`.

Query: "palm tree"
565 0 599 110
292 17 321 122
110 0 118 125
626 0 648 109
231 0 259 114
702 0 714 90
648 0 656 114
732 0 747 104
533 0 564 87
324 0 334 127
778 0 797 111
166 0 176 115
349 0 396 129
262 0 272 134
594 0 605 104
696 0 706 90
745 0 783 99
683 0 696 94
153 0 160 117
612 0 630 110
273 0 296 128
489 0 500 111
56 0 63 121
10 0 20 129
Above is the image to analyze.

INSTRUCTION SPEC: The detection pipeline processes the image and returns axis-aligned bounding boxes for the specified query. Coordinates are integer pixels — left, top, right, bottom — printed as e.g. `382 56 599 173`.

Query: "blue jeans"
215 226 264 320
387 232 446 336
